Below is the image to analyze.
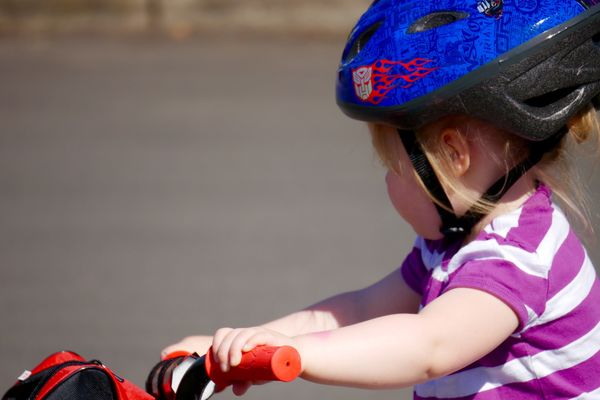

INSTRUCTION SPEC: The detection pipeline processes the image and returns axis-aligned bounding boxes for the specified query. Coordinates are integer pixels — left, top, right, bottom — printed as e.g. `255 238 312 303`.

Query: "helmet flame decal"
352 59 438 105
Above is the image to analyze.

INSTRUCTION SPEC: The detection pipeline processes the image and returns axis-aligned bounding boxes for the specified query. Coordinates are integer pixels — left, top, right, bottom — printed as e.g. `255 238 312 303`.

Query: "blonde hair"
370 105 600 235
536 104 600 235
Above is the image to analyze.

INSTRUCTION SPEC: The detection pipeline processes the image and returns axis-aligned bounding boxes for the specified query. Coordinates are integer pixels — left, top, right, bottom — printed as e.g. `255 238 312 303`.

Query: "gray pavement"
0 35 599 400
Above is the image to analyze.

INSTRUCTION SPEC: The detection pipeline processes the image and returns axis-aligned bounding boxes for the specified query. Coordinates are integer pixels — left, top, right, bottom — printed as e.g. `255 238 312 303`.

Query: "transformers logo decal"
352 59 438 105
353 67 373 101
477 0 504 18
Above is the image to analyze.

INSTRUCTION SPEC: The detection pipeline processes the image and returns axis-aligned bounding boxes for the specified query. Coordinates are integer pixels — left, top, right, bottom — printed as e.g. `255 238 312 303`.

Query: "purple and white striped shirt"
401 184 600 399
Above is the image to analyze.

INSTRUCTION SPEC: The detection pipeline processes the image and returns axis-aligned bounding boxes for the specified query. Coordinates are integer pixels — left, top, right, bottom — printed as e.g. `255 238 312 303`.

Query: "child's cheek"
385 171 443 239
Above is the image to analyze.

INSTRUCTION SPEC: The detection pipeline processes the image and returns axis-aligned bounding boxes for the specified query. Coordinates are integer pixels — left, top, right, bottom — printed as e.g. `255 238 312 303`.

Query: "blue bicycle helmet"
336 0 600 237
337 0 600 141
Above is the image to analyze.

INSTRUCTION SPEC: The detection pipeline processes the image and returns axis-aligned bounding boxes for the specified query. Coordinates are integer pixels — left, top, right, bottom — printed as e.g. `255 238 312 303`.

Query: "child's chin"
414 226 444 241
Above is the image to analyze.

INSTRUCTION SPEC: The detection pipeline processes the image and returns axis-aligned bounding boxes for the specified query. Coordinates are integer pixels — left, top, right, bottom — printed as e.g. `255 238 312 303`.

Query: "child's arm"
296 288 518 387
215 288 518 390
262 266 421 336
161 267 420 358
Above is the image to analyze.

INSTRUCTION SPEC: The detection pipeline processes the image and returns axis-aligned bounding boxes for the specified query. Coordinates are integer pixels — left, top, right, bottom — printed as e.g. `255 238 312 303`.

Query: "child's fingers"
227 328 264 367
212 327 234 353
212 327 235 366
212 327 291 371
244 330 288 350
214 328 243 371
244 331 270 349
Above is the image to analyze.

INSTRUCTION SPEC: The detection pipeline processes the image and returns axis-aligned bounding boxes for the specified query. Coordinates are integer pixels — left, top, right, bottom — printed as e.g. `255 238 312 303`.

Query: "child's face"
384 130 443 240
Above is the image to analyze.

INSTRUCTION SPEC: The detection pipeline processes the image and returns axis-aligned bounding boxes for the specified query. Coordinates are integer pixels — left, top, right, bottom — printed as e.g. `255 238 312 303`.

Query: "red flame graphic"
365 58 437 105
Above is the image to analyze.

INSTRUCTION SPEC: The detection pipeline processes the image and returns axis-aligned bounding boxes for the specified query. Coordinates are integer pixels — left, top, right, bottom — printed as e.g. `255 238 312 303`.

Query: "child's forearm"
213 289 517 390
292 289 518 389
261 269 421 337
294 314 436 388
261 290 363 336
162 290 369 358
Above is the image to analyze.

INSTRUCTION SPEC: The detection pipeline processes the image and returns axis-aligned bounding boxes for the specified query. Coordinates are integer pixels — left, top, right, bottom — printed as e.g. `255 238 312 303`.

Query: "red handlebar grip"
205 346 301 387
162 351 192 360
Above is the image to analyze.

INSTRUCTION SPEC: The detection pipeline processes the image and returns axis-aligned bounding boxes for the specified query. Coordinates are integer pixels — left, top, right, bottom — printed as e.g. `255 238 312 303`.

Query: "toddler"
164 0 600 397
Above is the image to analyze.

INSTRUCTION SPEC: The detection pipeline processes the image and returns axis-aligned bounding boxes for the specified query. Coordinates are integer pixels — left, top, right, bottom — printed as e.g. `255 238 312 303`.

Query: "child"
163 0 600 397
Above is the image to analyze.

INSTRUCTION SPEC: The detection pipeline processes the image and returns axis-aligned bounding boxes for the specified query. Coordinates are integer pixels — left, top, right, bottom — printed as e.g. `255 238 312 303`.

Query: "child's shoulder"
450 183 573 273
414 184 577 274
478 184 565 250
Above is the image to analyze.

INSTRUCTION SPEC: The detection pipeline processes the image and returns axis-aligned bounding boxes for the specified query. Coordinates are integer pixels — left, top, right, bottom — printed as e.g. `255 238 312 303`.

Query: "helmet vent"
343 21 382 63
407 11 469 34
523 86 579 108
593 33 600 47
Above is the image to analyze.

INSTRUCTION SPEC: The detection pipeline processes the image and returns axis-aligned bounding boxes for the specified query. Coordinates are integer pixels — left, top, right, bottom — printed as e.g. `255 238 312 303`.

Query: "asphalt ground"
0 35 599 400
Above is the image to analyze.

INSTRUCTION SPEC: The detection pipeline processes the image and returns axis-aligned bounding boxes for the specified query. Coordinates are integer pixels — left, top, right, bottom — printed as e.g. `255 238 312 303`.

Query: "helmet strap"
397 128 566 240
397 129 465 238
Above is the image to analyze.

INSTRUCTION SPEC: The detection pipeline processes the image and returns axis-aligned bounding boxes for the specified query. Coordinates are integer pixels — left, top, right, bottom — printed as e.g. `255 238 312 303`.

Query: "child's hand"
160 335 213 360
211 326 297 395
212 326 295 370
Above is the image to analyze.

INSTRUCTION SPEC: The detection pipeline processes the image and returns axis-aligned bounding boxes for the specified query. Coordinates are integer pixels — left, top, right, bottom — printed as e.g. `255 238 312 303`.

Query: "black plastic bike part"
146 356 183 400
174 356 214 400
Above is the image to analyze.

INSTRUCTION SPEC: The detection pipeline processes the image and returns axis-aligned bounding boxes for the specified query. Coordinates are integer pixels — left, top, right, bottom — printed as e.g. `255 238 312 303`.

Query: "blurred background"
0 2 599 400
0 0 371 37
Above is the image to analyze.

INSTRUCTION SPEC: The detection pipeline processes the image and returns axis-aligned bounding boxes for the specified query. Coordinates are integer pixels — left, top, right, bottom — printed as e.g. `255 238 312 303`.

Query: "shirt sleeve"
400 237 430 297
444 256 549 331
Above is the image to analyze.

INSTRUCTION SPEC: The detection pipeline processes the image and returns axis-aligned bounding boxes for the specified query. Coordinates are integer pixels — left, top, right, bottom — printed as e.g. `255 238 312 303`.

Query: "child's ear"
441 128 470 177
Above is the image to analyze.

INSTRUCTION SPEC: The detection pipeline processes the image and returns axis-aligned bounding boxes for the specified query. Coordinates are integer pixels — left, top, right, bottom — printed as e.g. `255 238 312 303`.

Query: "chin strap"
397 128 566 240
